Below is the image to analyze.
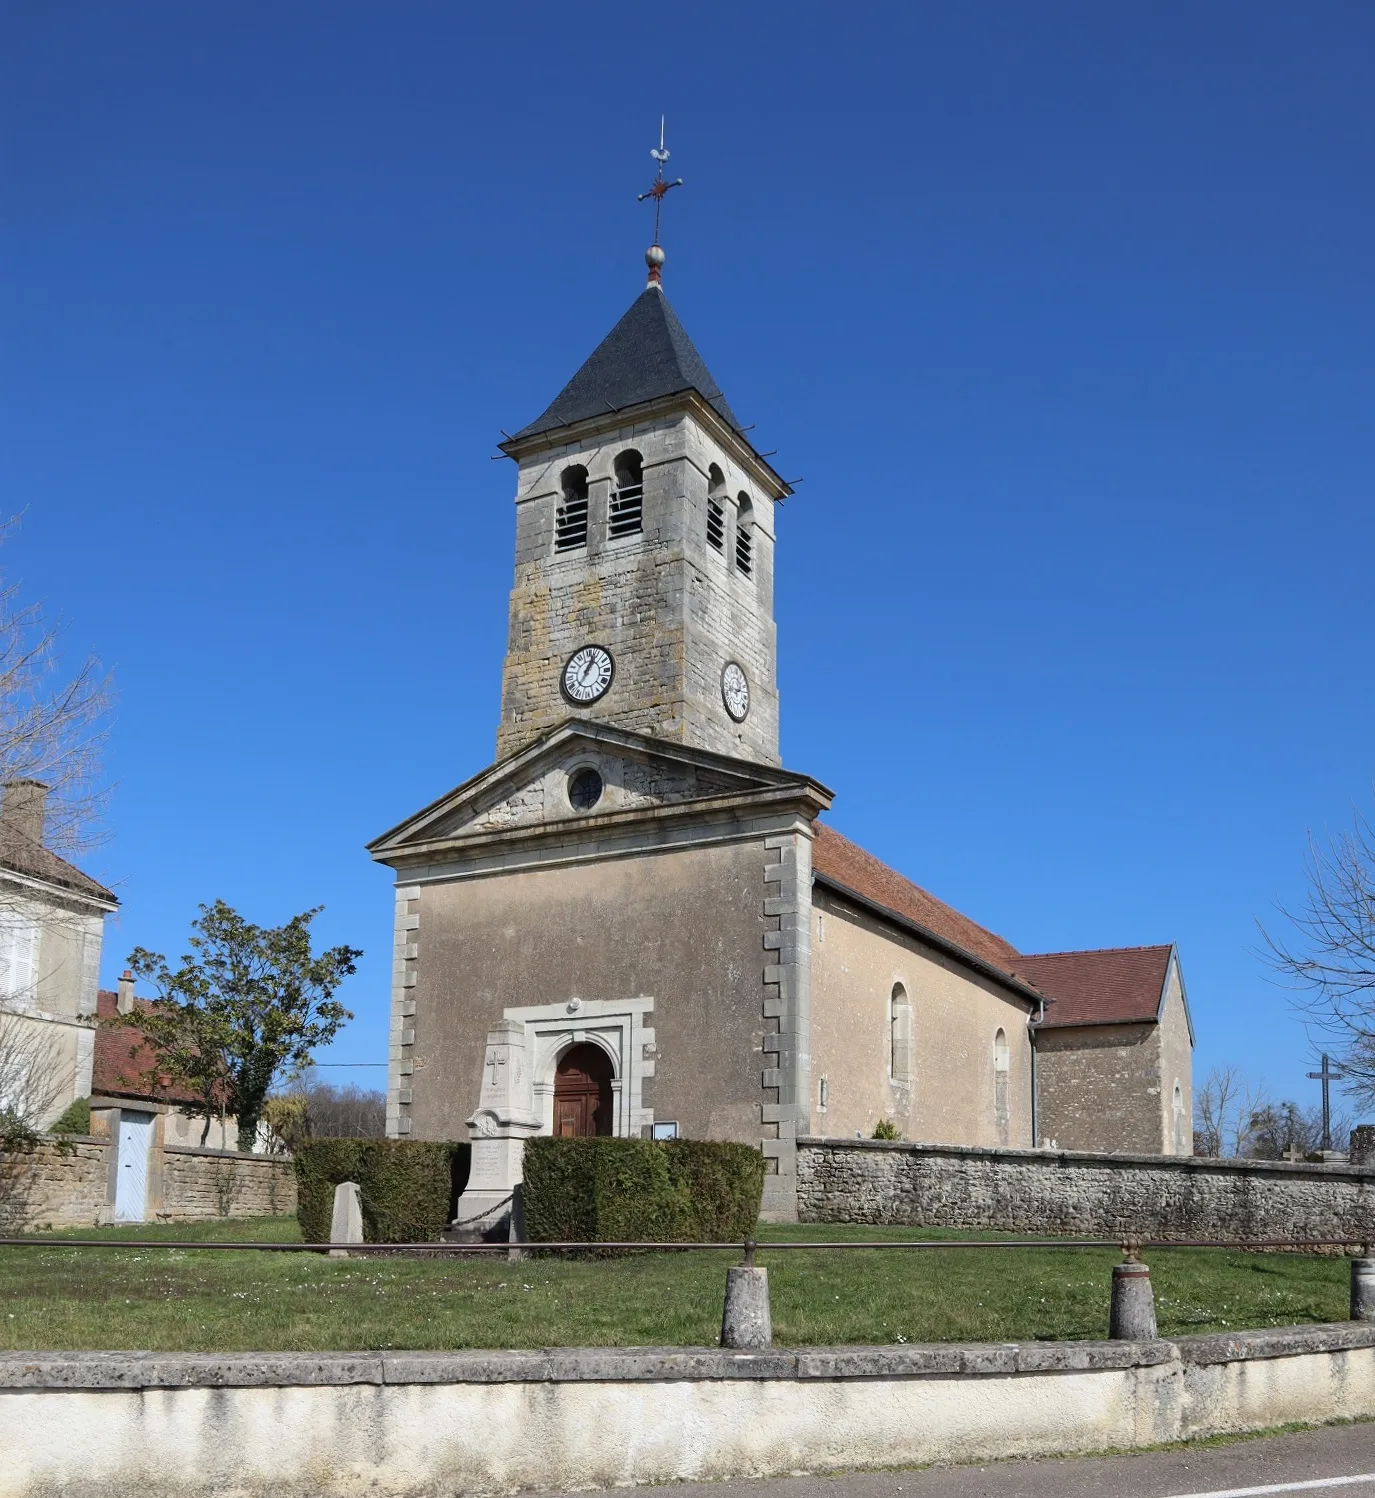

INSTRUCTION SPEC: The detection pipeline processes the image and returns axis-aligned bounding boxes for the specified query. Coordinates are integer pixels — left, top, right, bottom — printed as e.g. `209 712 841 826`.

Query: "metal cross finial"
637 116 683 286
1307 1053 1347 1153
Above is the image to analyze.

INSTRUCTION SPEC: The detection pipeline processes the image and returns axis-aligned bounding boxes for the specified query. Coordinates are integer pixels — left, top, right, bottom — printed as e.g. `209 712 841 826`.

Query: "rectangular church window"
651 1120 679 1140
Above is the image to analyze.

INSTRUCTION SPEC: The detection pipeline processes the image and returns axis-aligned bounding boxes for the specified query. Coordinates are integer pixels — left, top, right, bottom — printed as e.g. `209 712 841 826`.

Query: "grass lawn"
0 1217 1350 1353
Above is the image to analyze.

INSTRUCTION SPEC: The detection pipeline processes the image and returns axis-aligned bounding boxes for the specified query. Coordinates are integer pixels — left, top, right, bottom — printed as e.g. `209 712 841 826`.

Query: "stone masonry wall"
0 1137 109 1232
0 1135 296 1232
798 1137 1375 1243
161 1147 297 1222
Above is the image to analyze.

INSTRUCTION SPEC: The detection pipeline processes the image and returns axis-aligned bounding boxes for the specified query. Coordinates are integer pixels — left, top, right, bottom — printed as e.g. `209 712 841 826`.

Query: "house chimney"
117 969 135 1015
1 779 48 846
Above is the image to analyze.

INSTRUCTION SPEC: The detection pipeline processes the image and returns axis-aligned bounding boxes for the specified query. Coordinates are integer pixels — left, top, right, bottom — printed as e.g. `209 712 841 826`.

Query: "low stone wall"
0 1138 109 1233
797 1137 1375 1242
0 1135 295 1232
2 1325 1374 1495
161 1146 296 1221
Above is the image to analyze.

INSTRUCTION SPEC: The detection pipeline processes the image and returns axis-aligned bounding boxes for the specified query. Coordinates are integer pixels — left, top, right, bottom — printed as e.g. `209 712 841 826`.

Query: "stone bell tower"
494 250 790 768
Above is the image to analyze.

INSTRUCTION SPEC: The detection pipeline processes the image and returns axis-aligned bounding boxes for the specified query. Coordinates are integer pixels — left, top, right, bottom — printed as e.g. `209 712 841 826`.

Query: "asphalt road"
567 1423 1375 1498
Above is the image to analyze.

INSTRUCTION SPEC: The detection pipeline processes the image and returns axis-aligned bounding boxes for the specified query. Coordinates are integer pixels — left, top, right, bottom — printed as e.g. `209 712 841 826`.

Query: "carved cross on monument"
1307 1053 1346 1153
486 1049 506 1089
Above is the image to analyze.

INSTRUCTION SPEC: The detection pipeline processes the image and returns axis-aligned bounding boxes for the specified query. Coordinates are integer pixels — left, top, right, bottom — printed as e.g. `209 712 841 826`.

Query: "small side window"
609 450 644 538
735 494 753 576
555 466 589 552
890 983 911 1084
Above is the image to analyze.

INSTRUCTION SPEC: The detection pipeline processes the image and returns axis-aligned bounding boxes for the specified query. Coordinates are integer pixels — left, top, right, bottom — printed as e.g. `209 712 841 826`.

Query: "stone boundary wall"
0 1138 109 1233
0 1136 295 1232
2 1324 1374 1495
797 1137 1375 1241
161 1146 296 1222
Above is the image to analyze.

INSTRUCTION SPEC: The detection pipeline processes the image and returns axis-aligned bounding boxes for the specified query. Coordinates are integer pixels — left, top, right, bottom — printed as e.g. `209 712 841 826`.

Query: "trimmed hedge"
294 1139 469 1244
522 1137 765 1243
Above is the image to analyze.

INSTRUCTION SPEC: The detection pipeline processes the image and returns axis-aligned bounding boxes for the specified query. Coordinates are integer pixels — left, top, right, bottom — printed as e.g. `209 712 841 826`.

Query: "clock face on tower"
721 661 750 722
562 645 615 705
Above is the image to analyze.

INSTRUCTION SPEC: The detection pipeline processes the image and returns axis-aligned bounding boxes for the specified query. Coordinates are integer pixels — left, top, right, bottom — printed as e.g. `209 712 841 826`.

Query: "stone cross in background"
1307 1054 1346 1153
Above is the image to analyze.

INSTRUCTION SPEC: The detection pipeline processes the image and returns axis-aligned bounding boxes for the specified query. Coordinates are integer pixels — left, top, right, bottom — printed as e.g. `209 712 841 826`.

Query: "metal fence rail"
0 1235 1370 1254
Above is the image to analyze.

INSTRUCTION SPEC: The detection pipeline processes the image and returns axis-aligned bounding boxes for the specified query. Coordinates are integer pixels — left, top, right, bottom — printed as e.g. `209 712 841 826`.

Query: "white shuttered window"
0 912 39 1005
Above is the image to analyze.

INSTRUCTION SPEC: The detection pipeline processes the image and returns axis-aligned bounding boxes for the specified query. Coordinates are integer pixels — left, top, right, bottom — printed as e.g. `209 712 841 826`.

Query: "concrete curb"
0 1321 1368 1389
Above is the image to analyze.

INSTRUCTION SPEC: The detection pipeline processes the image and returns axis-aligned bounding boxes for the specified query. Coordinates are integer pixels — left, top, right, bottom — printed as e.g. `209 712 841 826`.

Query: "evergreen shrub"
522 1137 764 1243
48 1098 92 1136
294 1139 469 1243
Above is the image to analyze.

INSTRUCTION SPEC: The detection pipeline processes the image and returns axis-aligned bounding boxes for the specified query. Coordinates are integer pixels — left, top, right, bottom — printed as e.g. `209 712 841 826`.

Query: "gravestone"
451 1019 541 1240
328 1180 364 1258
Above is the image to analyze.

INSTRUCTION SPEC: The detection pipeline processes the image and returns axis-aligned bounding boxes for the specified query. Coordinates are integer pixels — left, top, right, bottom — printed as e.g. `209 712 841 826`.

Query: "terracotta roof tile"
811 823 1023 976
92 989 210 1107
1013 946 1172 1026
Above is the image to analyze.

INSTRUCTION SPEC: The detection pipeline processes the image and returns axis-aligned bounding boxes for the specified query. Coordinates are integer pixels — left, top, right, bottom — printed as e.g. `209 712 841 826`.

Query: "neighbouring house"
90 973 239 1150
0 778 116 1127
367 246 1197 1224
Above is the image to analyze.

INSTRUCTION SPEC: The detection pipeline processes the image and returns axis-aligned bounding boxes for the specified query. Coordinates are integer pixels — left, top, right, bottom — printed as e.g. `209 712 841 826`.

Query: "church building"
369 235 1195 1222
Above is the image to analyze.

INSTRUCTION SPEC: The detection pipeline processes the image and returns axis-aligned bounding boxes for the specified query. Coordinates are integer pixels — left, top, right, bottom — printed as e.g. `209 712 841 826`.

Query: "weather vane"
637 116 683 287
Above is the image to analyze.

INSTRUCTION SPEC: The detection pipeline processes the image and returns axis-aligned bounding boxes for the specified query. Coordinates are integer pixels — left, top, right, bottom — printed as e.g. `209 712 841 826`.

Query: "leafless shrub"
1262 799 1375 1104
1193 1064 1271 1158
0 522 110 862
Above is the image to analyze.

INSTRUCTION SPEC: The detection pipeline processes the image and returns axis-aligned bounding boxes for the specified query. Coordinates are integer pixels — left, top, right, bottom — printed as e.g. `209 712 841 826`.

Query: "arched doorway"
554 1043 614 1138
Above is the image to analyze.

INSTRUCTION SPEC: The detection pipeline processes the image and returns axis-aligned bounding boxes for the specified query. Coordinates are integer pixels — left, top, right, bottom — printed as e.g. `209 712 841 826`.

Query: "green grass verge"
0 1218 1350 1353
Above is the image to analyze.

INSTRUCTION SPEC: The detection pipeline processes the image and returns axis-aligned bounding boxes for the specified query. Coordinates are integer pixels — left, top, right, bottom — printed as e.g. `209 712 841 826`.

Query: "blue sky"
3 1 1372 1110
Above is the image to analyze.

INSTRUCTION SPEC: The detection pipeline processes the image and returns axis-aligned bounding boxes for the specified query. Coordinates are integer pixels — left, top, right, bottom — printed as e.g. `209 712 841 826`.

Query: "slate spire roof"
512 286 742 441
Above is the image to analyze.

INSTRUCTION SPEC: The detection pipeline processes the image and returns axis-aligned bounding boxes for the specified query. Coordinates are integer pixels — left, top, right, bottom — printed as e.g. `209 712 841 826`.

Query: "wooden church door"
554 1043 614 1138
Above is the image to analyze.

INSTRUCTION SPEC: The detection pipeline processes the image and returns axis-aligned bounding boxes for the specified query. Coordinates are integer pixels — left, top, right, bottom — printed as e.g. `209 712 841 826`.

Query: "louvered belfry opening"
608 450 644 538
735 494 753 576
707 463 726 552
555 465 590 552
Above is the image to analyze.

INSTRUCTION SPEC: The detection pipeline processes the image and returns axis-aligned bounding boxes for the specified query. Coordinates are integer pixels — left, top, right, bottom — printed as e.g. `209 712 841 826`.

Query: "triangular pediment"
367 721 830 862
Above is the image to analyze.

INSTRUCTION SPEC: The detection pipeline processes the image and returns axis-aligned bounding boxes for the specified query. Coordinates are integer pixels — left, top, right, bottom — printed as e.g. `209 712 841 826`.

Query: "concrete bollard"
721 1243 772 1349
328 1181 364 1258
1109 1242 1158 1340
1351 1257 1375 1321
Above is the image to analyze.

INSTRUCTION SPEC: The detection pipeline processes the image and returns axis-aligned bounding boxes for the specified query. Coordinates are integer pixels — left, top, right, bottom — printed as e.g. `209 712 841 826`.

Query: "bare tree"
1192 1064 1271 1158
0 523 109 863
262 1070 385 1152
1244 1100 1352 1161
0 1004 66 1136
0 1002 68 1225
1262 799 1375 1103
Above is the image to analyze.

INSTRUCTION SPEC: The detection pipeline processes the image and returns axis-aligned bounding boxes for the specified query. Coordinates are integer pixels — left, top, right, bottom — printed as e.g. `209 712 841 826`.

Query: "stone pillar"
452 1020 542 1241
1351 1258 1375 1321
721 1266 772 1349
328 1181 364 1257
1109 1249 1158 1340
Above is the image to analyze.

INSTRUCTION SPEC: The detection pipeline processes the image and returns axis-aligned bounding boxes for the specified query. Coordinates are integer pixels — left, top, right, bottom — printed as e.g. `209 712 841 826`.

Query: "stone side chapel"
369 247 1195 1224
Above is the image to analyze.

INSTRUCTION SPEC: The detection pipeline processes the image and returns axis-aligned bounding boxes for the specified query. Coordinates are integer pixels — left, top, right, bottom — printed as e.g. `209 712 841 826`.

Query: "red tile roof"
811 823 1023 977
1012 945 1173 1027
810 823 1174 1027
92 989 212 1107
